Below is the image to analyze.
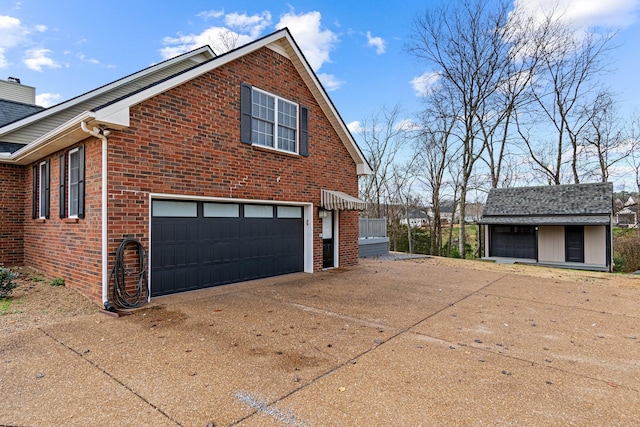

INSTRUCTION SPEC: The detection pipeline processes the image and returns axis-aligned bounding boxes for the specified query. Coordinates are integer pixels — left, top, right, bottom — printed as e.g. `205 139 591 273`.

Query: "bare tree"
389 161 419 254
626 116 640 236
414 87 458 255
580 91 630 183
358 105 409 219
407 0 514 258
518 8 616 185
479 6 547 189
210 29 241 55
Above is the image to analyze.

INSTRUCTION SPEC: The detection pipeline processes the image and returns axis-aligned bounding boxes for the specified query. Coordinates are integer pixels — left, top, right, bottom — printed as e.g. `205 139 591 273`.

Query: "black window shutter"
59 153 66 218
240 83 253 144
78 145 85 219
32 165 37 219
43 160 50 219
299 106 309 157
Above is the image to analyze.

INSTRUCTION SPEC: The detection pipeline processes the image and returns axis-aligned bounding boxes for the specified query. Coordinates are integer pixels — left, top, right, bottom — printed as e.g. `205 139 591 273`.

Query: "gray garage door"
151 200 304 297
490 225 536 259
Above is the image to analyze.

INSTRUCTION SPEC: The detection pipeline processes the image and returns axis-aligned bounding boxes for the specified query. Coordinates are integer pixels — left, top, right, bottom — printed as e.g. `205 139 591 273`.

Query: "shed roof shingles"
480 183 613 225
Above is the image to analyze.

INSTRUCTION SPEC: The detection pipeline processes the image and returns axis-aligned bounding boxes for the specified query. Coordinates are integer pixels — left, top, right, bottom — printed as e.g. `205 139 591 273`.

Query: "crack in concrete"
36 327 183 426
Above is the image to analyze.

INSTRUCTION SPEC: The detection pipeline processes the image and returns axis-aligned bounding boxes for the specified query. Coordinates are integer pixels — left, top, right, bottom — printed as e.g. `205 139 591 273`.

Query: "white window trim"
68 147 80 218
252 87 299 155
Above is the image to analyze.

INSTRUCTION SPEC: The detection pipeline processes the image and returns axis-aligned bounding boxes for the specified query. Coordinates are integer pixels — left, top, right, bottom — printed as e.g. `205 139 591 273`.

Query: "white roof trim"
1 110 129 165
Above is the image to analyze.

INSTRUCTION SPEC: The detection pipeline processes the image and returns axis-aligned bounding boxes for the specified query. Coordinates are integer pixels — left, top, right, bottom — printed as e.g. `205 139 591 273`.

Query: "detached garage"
151 199 307 297
479 183 614 271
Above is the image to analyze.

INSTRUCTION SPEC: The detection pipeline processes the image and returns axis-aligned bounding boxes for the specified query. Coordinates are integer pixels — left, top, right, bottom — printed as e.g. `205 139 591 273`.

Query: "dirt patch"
0 267 98 335
125 304 189 328
420 256 640 289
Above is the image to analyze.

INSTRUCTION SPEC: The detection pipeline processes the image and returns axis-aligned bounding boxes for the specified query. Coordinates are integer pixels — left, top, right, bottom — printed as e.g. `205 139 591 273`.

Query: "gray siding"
359 237 389 258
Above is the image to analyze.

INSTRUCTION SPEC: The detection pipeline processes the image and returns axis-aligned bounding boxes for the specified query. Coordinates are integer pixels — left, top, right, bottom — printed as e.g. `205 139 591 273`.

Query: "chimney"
0 77 37 105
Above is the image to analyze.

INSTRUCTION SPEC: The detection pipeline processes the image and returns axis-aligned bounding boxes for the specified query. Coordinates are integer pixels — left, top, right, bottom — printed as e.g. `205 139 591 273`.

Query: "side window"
34 160 50 219
68 148 79 217
240 83 309 156
68 145 85 218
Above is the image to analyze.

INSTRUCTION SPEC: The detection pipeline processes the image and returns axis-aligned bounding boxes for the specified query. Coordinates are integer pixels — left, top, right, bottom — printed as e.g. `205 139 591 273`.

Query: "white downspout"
80 121 111 308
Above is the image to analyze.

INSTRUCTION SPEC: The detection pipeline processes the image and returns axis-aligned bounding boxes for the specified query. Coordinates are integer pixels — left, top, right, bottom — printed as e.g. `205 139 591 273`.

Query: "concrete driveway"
2 258 639 426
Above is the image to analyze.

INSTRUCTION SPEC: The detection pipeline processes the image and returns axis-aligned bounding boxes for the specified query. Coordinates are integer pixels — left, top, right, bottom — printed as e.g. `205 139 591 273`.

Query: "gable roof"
480 182 613 226
0 28 372 175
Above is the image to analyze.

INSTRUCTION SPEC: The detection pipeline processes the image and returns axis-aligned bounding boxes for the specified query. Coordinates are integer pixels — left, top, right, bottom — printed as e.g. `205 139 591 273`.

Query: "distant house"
479 183 613 271
400 207 431 228
614 196 637 228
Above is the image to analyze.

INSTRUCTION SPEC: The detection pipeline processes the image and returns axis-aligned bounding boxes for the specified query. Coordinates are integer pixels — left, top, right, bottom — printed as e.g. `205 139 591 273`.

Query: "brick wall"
0 163 26 266
108 46 359 274
22 140 103 304
17 46 360 305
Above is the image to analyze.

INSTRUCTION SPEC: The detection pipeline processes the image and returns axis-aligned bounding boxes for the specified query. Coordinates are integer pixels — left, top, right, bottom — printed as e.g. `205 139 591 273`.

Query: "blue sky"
2 0 640 137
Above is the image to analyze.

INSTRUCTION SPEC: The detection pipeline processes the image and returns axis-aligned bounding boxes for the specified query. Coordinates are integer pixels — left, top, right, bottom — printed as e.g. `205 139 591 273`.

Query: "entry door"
322 211 334 268
565 226 584 263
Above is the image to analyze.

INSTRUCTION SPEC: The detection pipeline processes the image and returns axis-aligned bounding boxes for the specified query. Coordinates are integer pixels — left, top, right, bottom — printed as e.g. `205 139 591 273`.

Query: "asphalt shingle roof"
0 99 44 127
480 182 613 225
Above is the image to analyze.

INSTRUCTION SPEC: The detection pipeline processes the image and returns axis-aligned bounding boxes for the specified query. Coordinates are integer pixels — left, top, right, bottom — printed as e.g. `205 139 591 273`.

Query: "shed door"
565 226 584 263
490 225 536 259
151 200 304 297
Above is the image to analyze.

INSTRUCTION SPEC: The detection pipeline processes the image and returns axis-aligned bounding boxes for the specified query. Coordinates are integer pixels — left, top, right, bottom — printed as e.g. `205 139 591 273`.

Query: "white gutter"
80 121 111 307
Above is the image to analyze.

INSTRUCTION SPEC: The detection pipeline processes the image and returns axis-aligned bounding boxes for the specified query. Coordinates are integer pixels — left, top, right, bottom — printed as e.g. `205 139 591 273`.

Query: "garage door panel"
491 226 536 259
151 201 304 297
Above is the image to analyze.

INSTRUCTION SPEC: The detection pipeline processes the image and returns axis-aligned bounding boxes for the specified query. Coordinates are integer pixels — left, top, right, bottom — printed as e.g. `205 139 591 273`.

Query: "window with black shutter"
240 83 308 156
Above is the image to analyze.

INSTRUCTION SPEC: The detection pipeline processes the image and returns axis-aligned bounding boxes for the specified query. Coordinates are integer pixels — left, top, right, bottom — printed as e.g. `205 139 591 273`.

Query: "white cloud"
396 118 419 132
198 9 225 20
347 120 362 134
36 92 61 107
225 11 272 38
366 31 386 54
317 72 343 91
160 11 270 59
160 27 254 59
160 9 344 89
0 15 51 68
276 10 338 71
0 48 8 68
0 15 28 49
410 71 440 97
77 52 99 65
512 0 640 29
23 47 60 71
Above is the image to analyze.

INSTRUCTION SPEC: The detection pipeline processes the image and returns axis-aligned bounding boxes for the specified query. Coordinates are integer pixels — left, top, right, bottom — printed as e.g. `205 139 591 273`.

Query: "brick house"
479 183 613 271
0 29 371 308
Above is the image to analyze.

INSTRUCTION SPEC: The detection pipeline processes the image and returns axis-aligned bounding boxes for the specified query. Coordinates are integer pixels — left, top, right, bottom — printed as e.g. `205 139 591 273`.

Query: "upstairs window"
241 83 308 156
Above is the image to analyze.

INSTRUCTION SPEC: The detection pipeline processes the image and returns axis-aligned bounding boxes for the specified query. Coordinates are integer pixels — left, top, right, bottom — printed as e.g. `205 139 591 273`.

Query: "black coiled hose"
110 237 149 309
